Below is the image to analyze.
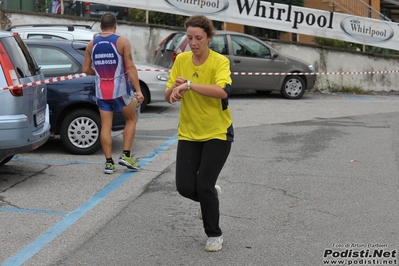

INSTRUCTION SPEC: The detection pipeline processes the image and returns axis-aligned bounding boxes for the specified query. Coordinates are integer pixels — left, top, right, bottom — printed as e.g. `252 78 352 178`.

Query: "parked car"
0 31 51 166
154 31 316 99
25 39 168 155
153 31 187 69
6 24 99 42
79 1 128 20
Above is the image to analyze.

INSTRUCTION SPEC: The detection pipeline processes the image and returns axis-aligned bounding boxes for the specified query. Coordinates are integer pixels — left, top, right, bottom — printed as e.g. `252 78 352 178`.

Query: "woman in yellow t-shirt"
165 15 233 252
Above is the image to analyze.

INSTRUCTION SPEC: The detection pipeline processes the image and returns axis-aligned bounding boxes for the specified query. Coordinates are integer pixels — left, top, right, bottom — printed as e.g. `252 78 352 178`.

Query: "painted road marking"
2 134 178 266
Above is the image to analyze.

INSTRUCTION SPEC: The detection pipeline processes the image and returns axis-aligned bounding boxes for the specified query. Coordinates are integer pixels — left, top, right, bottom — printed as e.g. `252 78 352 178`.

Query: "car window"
209 35 228 55
27 34 67 40
231 35 271 59
2 36 40 77
165 34 185 51
28 46 80 76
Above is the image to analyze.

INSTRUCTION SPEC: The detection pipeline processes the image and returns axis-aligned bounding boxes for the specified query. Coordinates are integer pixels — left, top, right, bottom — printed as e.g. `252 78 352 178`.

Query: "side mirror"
272 53 278 59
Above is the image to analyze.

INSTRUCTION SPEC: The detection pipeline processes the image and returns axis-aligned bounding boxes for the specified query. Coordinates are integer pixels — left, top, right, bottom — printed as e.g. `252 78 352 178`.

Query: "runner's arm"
82 41 95 76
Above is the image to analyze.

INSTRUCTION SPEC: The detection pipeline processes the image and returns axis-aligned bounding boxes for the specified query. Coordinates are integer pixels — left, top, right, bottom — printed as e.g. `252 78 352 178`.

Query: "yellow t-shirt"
166 50 234 142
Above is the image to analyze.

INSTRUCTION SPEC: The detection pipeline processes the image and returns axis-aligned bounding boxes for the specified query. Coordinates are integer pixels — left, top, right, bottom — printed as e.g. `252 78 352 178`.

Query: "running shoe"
104 162 116 174
118 154 140 170
205 236 224 252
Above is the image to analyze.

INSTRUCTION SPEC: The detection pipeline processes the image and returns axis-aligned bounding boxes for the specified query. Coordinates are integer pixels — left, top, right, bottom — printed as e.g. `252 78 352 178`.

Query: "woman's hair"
184 15 215 38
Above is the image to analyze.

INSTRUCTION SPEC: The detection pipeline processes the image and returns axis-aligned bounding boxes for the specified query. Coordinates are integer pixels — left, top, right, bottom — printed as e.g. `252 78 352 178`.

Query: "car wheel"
60 109 101 155
0 155 14 166
139 83 150 111
280 76 305 99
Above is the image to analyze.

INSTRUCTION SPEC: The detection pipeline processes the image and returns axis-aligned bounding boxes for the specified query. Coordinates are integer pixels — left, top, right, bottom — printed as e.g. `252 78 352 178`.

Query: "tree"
128 9 187 27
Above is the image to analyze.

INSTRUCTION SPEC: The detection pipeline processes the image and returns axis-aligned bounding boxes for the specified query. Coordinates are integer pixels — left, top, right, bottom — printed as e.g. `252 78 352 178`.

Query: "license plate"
35 110 45 126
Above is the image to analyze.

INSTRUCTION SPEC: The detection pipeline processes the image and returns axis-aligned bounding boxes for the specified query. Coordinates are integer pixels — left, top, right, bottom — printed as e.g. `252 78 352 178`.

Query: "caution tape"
1 69 398 91
137 68 170 73
231 69 399 76
1 73 88 91
1 68 170 91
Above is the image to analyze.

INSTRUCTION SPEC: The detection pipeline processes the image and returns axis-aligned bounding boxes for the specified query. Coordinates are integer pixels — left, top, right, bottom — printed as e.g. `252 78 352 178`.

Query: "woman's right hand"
170 83 186 103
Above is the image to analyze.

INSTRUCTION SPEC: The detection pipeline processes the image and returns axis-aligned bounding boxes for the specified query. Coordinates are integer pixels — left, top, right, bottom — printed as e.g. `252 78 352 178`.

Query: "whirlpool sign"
83 0 399 50
165 0 229 14
340 17 394 43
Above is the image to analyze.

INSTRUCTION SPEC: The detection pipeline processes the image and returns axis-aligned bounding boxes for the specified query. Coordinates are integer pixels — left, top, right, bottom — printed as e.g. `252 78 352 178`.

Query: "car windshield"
165 33 185 51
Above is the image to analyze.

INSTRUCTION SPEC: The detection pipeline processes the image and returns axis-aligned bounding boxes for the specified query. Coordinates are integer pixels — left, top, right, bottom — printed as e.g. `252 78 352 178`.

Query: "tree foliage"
128 9 187 27
36 0 48 12
313 37 399 55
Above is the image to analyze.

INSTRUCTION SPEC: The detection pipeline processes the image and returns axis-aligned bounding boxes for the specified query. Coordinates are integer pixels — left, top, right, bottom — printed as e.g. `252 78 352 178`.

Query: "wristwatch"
187 80 191 91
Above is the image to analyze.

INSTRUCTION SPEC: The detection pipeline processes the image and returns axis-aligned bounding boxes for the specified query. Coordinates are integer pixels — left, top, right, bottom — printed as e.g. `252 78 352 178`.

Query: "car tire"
0 155 14 166
60 108 101 155
280 76 305 99
139 83 150 111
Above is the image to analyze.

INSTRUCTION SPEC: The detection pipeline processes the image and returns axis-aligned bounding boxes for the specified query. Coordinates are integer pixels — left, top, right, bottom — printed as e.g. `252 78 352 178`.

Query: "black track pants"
175 139 232 237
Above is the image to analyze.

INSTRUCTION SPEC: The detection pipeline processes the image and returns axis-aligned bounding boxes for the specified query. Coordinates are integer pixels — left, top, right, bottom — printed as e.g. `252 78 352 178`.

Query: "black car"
24 39 132 155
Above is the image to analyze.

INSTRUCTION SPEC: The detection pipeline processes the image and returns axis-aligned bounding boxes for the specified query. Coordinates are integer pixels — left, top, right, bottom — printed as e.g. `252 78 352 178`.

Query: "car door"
227 34 284 91
27 43 94 131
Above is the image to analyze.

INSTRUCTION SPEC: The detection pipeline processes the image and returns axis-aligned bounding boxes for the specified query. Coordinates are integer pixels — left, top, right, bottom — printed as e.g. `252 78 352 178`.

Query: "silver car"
154 31 317 99
0 31 50 165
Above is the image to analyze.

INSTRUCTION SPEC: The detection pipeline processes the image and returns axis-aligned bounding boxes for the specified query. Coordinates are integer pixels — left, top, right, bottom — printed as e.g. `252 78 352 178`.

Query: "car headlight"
308 65 315 72
157 73 169 81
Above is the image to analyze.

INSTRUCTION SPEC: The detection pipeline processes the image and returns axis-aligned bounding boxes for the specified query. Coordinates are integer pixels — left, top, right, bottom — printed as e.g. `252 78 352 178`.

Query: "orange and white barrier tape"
1 69 398 91
1 69 170 91
231 69 399 76
1 73 88 91
137 68 170 73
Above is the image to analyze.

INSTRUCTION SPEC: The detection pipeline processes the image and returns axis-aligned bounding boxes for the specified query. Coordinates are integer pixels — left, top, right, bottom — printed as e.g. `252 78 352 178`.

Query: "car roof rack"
6 24 93 31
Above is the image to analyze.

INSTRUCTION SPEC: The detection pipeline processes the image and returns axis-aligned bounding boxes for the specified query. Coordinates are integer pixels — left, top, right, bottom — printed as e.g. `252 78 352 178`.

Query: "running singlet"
91 34 131 100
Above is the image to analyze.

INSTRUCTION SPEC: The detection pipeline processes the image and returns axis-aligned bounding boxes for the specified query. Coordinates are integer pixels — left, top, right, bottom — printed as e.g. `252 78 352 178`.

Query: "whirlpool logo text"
164 0 229 14
340 17 394 43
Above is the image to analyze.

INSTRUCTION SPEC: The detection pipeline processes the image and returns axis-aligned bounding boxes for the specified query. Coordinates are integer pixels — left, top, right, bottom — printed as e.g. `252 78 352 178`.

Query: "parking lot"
1 91 399 266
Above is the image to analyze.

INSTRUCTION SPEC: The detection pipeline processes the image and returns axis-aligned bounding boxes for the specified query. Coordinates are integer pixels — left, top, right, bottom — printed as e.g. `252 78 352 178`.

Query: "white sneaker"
205 235 223 252
198 185 222 220
215 184 222 195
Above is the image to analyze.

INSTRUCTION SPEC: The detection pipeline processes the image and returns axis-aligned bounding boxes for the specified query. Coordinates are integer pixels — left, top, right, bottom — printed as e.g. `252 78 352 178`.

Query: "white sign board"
85 0 399 50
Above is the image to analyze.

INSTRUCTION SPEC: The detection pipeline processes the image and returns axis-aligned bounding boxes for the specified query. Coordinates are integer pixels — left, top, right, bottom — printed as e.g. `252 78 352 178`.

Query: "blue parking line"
337 93 375 102
2 134 178 266
136 134 171 139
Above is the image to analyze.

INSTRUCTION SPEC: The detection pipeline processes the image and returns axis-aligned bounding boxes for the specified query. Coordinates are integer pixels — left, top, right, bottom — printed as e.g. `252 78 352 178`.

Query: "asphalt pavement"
1 91 399 266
